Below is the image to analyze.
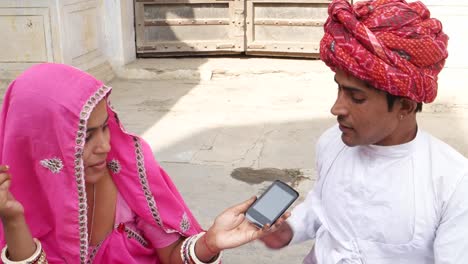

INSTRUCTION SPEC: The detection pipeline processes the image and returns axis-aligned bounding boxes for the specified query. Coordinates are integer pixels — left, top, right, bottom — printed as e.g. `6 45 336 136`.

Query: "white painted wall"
100 0 136 68
0 0 112 80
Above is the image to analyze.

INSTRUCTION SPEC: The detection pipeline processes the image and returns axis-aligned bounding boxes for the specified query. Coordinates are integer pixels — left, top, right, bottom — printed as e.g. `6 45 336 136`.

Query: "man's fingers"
249 223 273 241
278 212 291 222
262 223 272 231
262 212 291 232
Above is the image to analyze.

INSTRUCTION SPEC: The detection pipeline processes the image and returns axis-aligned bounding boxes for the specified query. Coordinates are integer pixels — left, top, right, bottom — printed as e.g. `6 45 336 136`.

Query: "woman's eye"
85 132 93 142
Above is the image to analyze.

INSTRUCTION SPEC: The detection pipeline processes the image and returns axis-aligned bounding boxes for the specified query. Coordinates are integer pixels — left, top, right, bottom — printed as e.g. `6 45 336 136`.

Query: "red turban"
320 0 448 103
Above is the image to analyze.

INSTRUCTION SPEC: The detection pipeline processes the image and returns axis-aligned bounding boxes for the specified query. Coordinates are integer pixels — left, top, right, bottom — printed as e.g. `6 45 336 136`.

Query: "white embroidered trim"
133 137 164 227
133 137 191 235
124 226 149 248
40 158 63 174
107 159 121 174
74 85 111 264
86 240 103 264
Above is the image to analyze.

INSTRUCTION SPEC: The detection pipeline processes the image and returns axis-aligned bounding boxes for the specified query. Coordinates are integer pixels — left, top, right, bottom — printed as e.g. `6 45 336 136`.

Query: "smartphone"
246 180 299 228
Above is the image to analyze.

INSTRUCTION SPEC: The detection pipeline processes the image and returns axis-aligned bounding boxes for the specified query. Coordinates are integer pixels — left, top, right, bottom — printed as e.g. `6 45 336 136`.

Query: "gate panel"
136 0 245 56
246 0 331 57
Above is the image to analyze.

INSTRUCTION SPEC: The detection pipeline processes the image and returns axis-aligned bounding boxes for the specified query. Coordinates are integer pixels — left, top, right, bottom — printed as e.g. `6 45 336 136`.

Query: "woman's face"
83 99 111 183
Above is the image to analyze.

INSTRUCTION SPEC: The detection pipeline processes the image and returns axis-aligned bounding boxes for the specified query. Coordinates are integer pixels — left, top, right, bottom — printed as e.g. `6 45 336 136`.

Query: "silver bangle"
189 232 222 264
1 238 42 264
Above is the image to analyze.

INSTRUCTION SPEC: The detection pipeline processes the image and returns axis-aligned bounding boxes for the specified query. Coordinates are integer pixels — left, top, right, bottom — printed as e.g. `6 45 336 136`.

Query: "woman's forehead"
87 99 108 128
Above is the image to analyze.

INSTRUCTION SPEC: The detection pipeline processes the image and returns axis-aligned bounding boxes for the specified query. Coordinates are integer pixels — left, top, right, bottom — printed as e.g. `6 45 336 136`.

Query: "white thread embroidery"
74 85 111 263
124 226 149 247
40 158 64 174
133 137 163 227
107 159 121 174
180 212 191 233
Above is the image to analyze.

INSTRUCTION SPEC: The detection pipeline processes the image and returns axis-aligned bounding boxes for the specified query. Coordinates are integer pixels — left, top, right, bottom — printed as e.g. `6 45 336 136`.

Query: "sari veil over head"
0 63 201 263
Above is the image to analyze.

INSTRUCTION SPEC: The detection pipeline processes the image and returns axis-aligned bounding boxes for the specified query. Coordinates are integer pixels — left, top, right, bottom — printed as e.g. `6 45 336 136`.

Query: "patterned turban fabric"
320 0 448 103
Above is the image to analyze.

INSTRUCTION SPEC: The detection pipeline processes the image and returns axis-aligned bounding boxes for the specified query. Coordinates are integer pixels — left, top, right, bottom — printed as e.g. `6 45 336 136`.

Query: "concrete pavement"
107 58 468 263
1 57 467 263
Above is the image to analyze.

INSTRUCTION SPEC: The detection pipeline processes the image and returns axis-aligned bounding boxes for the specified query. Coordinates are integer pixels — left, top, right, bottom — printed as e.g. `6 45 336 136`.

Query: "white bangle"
180 235 194 264
189 232 222 264
1 238 43 264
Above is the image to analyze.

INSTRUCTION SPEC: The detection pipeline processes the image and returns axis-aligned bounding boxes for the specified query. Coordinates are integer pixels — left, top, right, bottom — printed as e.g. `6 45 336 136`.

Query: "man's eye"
352 98 366 104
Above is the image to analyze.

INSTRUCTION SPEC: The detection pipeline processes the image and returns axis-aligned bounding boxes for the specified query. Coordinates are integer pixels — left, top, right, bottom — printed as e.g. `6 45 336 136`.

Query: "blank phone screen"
252 185 294 220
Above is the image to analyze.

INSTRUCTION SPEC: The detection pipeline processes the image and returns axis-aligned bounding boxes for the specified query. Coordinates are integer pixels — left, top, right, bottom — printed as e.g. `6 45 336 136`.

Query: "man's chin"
341 133 358 147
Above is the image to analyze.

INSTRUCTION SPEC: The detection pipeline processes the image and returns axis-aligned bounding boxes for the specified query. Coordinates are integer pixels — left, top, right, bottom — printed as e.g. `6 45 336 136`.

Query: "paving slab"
106 64 468 263
0 57 467 263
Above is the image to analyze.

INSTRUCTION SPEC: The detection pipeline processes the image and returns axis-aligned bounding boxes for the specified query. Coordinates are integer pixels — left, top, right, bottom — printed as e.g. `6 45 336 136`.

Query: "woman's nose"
95 132 111 154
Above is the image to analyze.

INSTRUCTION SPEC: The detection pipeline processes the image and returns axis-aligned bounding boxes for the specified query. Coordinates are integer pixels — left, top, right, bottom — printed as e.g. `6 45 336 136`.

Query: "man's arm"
259 187 322 249
259 127 337 250
434 174 468 263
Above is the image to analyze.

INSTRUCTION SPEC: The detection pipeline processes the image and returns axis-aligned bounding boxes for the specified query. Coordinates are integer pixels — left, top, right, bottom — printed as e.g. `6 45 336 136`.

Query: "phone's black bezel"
246 180 299 228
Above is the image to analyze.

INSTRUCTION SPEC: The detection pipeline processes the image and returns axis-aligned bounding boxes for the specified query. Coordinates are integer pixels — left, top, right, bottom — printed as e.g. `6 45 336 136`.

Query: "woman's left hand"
204 196 290 252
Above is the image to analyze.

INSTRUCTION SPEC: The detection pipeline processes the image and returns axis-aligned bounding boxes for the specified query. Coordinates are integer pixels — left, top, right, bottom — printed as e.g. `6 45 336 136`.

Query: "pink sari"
0 63 202 263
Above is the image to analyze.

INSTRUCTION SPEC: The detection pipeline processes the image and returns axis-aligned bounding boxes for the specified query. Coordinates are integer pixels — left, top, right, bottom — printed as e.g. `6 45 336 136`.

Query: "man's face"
331 69 402 146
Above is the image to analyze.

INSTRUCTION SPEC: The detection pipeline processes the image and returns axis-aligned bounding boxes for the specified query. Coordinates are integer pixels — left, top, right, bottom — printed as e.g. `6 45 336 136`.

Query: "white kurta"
288 125 468 264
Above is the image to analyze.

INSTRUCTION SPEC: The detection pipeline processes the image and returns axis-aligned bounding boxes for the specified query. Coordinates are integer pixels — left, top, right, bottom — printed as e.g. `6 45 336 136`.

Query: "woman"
0 63 287 263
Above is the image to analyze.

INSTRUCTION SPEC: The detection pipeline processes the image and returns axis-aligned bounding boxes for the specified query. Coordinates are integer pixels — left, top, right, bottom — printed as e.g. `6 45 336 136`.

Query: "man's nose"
330 95 348 117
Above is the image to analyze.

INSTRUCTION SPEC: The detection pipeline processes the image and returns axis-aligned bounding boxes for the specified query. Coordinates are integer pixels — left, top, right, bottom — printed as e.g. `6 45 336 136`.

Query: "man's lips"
338 122 353 132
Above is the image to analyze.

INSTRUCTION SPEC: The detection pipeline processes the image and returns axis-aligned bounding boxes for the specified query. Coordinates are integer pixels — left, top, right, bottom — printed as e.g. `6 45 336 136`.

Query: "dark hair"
386 93 423 113
363 81 422 113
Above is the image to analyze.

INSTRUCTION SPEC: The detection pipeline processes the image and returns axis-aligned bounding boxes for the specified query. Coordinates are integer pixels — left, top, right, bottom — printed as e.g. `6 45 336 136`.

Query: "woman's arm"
0 165 36 261
156 197 289 264
157 234 221 264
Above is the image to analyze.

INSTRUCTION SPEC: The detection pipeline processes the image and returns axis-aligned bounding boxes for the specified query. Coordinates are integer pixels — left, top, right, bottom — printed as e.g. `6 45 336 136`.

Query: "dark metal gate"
135 0 334 57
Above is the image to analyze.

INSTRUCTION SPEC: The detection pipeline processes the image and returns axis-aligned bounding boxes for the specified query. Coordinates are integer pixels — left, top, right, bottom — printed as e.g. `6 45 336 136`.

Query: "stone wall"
0 0 114 82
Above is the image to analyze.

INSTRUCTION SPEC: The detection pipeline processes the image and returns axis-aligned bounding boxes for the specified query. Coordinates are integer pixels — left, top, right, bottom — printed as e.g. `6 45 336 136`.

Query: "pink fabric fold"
0 63 201 263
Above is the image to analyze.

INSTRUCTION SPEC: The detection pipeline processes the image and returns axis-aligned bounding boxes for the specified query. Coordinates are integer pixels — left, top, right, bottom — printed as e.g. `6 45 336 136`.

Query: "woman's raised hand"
0 165 24 221
203 196 290 252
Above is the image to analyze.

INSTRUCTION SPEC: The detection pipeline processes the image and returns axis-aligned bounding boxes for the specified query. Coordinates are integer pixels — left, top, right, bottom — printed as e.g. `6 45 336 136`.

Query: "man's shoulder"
419 130 468 201
420 130 467 167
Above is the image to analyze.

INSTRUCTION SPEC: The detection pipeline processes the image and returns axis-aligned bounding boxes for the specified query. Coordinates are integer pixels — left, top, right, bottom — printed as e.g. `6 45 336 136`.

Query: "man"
260 0 468 263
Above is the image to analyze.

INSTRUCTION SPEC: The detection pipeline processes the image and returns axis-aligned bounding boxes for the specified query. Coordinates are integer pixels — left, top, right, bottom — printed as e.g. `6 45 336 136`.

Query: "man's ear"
399 98 417 116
